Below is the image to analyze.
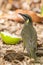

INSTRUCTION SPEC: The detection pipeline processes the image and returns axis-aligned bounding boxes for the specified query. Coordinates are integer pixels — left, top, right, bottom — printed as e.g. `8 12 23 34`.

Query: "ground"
0 16 43 65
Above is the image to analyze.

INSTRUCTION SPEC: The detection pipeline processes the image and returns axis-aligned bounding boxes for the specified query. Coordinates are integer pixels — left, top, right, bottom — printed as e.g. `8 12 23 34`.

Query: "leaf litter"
0 11 43 65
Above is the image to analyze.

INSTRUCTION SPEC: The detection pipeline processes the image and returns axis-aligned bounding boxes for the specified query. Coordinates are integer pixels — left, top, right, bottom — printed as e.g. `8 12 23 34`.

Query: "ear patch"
26 20 29 23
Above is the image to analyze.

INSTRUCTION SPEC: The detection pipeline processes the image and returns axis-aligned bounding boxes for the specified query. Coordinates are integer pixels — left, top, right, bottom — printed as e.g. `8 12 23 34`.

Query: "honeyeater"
19 13 37 60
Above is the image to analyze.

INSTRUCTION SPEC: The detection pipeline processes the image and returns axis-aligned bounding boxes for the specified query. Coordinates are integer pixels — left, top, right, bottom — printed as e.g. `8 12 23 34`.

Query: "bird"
19 13 37 60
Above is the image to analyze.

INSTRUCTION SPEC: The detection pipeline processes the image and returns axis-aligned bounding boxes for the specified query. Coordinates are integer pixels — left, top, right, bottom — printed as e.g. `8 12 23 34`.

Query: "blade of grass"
0 32 1 38
41 5 43 16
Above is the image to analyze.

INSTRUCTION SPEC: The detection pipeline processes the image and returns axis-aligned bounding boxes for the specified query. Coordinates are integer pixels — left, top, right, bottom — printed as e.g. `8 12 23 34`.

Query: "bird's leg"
22 43 26 52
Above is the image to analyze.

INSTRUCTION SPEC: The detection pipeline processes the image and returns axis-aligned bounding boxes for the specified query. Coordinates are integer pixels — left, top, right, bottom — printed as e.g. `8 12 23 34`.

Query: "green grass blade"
41 5 43 16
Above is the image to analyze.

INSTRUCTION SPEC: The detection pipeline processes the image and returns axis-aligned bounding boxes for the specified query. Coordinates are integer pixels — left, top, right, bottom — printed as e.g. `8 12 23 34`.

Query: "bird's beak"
18 13 26 20
18 13 25 16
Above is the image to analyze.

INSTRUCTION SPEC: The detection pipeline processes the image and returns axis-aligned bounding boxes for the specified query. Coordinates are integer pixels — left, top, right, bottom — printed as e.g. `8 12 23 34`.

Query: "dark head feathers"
19 13 32 23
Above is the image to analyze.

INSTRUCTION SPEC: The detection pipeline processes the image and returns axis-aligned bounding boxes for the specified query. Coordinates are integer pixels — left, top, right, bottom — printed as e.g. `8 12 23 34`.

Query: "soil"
0 17 43 65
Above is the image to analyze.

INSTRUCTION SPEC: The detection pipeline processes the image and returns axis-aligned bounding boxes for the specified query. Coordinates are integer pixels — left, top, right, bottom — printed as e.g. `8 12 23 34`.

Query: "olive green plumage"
19 13 37 60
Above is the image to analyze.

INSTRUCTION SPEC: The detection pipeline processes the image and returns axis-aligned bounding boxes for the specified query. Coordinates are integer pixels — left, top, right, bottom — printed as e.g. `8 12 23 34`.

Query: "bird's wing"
21 23 37 49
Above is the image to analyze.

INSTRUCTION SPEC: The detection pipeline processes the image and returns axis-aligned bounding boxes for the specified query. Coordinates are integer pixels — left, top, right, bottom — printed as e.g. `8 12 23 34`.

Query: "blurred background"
0 0 43 13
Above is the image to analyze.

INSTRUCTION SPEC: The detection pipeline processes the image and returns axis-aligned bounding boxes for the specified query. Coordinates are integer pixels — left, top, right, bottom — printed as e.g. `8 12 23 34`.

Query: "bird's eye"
26 20 29 23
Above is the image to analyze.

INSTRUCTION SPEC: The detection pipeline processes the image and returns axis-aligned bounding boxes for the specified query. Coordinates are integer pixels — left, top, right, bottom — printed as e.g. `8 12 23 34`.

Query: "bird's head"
19 13 32 24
